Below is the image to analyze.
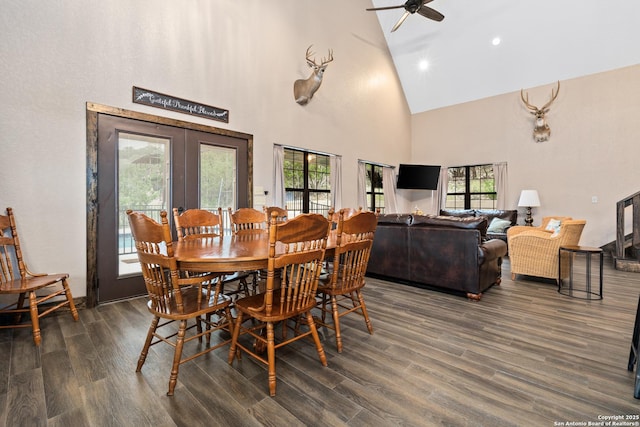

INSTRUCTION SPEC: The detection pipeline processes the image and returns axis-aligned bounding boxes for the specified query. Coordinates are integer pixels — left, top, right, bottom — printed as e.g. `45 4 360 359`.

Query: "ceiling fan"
366 0 444 32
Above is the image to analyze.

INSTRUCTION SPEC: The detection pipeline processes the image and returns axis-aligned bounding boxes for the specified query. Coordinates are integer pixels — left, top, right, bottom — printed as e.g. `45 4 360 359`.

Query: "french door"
91 109 251 304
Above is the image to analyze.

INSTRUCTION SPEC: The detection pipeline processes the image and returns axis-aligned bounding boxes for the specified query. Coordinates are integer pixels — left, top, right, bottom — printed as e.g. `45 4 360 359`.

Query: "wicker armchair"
507 217 586 282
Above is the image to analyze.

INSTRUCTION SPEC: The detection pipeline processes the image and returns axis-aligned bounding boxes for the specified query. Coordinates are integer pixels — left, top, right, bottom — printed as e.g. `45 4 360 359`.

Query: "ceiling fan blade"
391 11 411 32
417 5 444 21
366 5 405 11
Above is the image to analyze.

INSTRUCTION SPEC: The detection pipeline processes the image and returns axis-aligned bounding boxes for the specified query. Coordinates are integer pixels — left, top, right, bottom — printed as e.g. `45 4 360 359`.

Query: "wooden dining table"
174 230 337 274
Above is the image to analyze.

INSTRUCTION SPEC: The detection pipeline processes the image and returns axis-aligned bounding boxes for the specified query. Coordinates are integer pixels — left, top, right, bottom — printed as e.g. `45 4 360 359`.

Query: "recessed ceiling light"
492 37 501 46
418 59 429 71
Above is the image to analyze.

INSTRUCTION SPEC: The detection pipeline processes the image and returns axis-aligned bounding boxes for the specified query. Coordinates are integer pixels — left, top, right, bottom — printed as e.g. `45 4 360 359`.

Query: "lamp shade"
518 190 540 207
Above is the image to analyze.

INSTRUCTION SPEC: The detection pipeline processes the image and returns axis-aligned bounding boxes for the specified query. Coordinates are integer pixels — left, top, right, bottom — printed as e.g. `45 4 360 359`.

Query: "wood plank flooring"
1 257 640 426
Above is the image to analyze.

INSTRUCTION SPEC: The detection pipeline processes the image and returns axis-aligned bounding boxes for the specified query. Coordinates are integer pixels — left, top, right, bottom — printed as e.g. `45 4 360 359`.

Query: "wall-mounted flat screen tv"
396 164 441 190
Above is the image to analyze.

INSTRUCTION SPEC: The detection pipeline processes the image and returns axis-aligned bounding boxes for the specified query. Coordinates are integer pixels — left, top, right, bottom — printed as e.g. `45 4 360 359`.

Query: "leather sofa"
439 209 517 245
367 213 508 300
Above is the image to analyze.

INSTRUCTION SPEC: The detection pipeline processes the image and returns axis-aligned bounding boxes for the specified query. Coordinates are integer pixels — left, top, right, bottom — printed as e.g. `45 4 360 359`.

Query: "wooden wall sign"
132 87 229 123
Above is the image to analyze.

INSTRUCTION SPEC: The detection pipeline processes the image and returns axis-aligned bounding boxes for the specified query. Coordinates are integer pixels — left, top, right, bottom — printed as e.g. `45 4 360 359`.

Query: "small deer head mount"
293 45 333 105
520 81 560 143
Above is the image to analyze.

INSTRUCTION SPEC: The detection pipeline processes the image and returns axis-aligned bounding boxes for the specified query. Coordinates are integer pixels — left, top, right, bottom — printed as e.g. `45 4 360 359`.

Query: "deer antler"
520 81 560 113
305 45 316 66
321 49 334 66
540 81 560 112
520 89 537 112
304 45 333 68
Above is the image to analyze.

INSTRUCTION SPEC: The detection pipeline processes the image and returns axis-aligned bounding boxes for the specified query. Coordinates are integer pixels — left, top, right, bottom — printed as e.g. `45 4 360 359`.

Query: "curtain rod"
274 143 340 158
448 161 506 168
358 159 395 168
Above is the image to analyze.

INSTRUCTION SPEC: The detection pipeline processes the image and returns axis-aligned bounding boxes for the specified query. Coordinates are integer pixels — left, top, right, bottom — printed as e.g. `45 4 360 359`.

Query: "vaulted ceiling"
368 0 640 114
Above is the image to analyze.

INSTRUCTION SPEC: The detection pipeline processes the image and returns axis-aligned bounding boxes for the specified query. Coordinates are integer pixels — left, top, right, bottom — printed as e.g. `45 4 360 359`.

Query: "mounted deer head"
293 45 333 105
520 81 560 142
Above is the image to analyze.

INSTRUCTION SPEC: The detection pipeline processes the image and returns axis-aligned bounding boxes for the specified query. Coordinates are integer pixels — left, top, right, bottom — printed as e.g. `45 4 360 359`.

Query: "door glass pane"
117 133 170 276
199 144 237 211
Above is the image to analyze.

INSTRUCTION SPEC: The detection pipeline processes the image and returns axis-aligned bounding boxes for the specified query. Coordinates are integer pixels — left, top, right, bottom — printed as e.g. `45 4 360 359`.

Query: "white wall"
0 0 412 298
410 64 640 247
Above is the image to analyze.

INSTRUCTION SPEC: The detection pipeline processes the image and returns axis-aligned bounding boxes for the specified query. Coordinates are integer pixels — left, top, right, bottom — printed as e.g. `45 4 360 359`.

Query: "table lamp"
518 190 540 226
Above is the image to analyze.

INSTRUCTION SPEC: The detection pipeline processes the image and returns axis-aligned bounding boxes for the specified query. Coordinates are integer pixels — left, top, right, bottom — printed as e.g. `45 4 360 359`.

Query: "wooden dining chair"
173 207 252 301
324 207 364 273
228 207 268 233
228 213 331 396
328 206 362 227
227 207 267 294
263 205 288 224
316 209 377 353
0 207 79 346
173 207 224 240
127 210 235 396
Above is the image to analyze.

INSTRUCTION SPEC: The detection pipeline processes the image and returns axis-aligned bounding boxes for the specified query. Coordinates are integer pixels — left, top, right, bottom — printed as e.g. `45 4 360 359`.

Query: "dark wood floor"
1 257 639 426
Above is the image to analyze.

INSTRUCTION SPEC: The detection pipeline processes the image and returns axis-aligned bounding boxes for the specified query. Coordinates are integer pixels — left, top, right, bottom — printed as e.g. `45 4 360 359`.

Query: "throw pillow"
545 218 562 236
487 217 512 233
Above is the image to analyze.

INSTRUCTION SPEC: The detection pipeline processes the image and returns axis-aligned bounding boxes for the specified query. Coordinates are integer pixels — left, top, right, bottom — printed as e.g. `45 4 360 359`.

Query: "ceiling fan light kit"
366 0 444 33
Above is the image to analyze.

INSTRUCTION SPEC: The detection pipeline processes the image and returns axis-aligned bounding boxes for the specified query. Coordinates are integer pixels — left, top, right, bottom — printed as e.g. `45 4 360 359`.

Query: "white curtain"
435 166 449 214
330 155 342 210
357 162 367 209
382 166 398 213
272 145 285 208
493 162 508 209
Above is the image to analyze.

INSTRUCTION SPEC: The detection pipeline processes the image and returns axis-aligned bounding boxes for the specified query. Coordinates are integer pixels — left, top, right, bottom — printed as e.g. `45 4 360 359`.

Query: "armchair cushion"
539 216 572 230
545 218 564 237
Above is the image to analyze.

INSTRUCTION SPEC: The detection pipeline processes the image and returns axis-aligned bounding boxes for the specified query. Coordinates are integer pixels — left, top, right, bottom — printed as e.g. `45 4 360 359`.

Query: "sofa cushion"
475 209 517 225
439 209 475 218
487 217 512 233
408 214 434 226
376 213 412 226
413 215 488 235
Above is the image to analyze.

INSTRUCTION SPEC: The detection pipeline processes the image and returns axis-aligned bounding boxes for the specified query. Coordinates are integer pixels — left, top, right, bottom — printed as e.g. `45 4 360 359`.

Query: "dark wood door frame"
86 102 254 308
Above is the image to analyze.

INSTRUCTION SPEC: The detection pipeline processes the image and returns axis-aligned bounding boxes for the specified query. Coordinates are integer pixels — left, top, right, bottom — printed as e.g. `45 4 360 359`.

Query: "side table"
558 245 603 300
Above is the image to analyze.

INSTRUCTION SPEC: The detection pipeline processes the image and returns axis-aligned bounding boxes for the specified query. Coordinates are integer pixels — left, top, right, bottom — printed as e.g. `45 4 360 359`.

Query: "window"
445 164 496 210
363 162 384 213
283 148 331 216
